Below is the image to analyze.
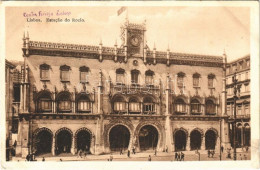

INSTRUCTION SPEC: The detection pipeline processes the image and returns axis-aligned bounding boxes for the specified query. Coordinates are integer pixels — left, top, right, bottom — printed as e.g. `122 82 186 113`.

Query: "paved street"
12 150 251 162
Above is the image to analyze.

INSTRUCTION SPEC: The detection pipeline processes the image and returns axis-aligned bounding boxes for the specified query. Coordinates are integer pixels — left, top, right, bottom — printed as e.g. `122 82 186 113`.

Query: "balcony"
111 83 160 95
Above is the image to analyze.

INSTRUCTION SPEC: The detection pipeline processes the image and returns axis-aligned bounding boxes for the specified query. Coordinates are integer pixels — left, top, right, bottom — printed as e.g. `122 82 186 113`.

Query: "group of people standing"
175 152 185 161
207 149 215 158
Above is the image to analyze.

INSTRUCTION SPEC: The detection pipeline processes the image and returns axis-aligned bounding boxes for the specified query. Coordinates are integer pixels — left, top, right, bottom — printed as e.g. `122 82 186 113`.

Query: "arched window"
60 65 70 82
116 68 125 85
208 74 215 88
193 73 200 87
131 69 140 84
37 91 52 113
40 64 50 81
57 92 72 113
79 66 89 83
129 97 141 114
143 96 155 114
175 98 186 114
177 72 185 87
190 99 201 115
113 96 126 114
205 100 216 115
145 70 154 85
77 94 91 113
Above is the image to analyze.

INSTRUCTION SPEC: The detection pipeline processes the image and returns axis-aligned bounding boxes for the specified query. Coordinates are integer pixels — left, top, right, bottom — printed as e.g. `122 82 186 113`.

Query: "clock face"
130 36 140 47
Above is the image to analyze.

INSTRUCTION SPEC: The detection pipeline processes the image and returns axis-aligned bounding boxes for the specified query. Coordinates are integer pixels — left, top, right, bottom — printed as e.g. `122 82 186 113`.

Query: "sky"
5 6 250 62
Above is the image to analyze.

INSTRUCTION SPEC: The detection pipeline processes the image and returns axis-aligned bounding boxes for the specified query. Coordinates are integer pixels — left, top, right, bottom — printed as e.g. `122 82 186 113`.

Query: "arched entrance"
244 125 250 146
109 125 130 152
236 124 242 148
139 125 158 151
174 130 187 151
35 130 52 155
205 130 217 150
56 129 72 155
190 130 202 150
76 130 91 153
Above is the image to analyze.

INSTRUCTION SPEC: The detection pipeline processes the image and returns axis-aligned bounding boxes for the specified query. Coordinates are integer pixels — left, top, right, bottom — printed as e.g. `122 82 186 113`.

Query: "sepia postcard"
1 1 259 170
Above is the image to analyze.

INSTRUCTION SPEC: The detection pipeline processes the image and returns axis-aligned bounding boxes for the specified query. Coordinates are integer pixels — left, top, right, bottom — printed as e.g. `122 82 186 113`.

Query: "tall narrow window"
175 98 186 114
131 69 140 84
79 66 89 83
37 91 52 113
205 100 216 115
77 95 91 113
145 70 154 85
129 97 140 114
40 64 50 81
57 92 72 113
60 65 70 82
191 99 201 114
113 96 126 114
193 73 200 87
143 97 155 114
177 72 185 87
208 74 215 88
116 68 125 84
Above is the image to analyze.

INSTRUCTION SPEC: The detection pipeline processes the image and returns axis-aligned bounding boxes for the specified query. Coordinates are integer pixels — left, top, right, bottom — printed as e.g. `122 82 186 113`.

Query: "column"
71 135 75 155
241 124 244 147
187 136 191 151
165 74 173 152
20 84 24 112
201 136 205 150
51 135 55 156
140 102 143 114
72 101 76 113
23 85 27 112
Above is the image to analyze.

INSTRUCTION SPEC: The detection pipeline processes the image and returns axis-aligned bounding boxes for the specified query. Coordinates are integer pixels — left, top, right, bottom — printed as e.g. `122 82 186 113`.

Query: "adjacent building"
226 55 250 149
14 19 231 158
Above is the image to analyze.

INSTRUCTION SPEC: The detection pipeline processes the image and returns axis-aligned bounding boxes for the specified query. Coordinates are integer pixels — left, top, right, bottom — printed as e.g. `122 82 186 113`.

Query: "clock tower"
120 19 146 58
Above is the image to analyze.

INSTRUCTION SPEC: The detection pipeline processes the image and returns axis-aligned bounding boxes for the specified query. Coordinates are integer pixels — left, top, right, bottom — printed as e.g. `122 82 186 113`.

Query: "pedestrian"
240 154 242 160
148 155 151 161
127 150 130 158
208 150 210 158
110 154 113 161
221 146 224 153
211 150 215 158
244 154 247 160
165 145 168 153
181 152 184 161
177 152 180 161
42 157 45 162
175 152 178 161
246 146 249 152
133 146 136 154
120 148 123 155
60 158 62 161
154 149 157 156
26 154 30 161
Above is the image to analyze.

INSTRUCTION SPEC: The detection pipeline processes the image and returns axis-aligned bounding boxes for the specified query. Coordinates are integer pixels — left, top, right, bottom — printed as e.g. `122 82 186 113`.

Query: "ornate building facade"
15 19 230 157
226 55 250 149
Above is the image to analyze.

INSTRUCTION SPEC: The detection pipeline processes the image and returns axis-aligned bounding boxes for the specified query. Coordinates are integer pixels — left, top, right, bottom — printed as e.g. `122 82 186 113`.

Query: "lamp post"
232 69 241 160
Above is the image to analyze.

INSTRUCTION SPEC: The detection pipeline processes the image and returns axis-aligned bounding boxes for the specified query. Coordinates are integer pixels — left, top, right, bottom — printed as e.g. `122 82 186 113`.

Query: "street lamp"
232 69 241 161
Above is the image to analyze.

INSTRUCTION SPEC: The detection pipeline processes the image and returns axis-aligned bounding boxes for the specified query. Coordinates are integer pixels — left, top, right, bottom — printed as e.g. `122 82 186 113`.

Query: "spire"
167 43 170 51
26 31 29 39
99 38 102 45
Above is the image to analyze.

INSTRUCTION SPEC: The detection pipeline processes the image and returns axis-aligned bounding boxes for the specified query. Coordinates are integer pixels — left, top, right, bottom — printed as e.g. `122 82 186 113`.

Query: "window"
143 97 155 114
237 105 242 115
37 91 52 113
177 72 185 87
244 105 249 115
245 84 249 92
79 66 89 83
57 92 71 113
129 97 140 113
116 68 125 84
193 73 200 87
131 69 140 84
145 70 154 85
227 106 231 115
191 99 201 114
77 95 91 113
113 96 126 113
175 98 186 114
60 65 70 82
246 59 250 67
205 100 216 115
245 72 249 80
208 74 215 88
40 64 50 81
